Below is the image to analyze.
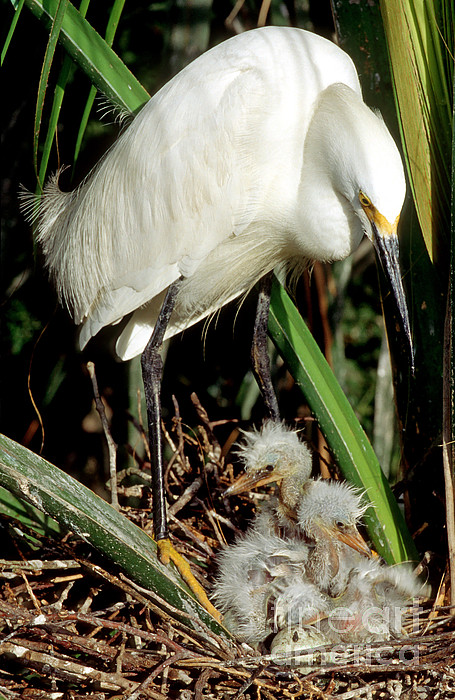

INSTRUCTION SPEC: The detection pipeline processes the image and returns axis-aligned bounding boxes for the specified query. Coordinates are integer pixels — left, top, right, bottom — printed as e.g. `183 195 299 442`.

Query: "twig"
168 475 204 516
169 513 215 556
58 611 197 654
20 571 41 612
225 0 245 28
442 286 455 608
126 410 151 464
232 665 265 699
160 623 173 695
195 668 221 700
136 388 151 461
86 361 118 509
171 394 188 467
126 651 190 700
333 682 387 699
0 558 79 572
198 499 227 548
1 640 136 691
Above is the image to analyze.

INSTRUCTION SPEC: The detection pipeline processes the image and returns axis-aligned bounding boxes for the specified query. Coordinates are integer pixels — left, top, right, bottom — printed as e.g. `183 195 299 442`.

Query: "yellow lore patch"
359 190 400 236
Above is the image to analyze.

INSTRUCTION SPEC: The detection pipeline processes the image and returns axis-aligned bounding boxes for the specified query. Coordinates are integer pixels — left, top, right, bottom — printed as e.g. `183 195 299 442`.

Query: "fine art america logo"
269 599 424 668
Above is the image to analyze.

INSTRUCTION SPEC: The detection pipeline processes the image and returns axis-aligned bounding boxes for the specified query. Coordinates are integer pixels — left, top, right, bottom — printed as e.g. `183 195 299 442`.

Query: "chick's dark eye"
265 464 274 472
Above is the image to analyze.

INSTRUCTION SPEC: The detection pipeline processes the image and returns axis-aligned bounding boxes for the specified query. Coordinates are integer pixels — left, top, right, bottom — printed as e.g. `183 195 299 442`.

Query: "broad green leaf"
0 433 228 636
24 0 149 114
380 0 453 261
268 279 418 565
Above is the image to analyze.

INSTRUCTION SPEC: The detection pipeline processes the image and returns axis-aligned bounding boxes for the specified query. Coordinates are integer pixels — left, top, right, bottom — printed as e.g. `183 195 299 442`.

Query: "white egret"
24 26 412 617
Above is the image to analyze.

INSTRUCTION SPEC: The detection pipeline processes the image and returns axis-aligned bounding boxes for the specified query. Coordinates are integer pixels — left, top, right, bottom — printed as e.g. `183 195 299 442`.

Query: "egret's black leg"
141 278 182 542
140 279 222 621
251 271 280 421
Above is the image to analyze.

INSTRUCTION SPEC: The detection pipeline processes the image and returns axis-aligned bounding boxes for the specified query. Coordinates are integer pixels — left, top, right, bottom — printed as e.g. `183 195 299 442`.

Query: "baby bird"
295 477 371 597
225 420 313 536
269 559 427 666
212 525 316 643
226 421 371 594
216 421 426 657
215 422 372 642
319 558 428 643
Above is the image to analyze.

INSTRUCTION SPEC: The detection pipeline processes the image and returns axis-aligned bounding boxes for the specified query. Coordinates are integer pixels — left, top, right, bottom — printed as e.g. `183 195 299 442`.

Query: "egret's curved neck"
294 83 367 262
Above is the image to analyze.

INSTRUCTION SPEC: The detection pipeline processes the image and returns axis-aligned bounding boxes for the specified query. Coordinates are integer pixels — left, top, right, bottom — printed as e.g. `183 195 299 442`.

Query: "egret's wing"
38 41 268 337
35 27 362 354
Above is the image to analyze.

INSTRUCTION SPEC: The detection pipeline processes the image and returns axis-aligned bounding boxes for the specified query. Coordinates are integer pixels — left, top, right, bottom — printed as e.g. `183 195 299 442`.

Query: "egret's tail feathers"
20 171 72 231
19 172 94 322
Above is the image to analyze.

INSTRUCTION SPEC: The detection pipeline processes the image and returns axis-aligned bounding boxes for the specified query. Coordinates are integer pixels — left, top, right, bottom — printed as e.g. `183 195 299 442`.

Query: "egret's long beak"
224 466 282 496
323 523 372 558
371 221 415 373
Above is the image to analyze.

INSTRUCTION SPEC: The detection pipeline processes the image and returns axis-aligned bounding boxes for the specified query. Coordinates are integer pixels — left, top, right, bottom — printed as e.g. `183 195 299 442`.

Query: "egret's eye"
336 521 346 530
359 191 372 208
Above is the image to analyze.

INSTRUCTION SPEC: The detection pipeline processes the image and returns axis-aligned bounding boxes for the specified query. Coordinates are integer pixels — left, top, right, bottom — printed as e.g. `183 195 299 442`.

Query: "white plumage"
319 558 427 643
225 420 314 533
212 526 313 643
295 478 370 597
26 26 407 361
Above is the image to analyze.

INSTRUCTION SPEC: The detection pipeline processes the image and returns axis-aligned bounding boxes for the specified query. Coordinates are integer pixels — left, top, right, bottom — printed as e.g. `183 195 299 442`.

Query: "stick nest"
1 395 454 699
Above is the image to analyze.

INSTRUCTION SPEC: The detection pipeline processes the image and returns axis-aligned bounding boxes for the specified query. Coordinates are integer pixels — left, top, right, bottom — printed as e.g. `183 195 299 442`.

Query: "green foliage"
269 279 418 564
0 433 228 635
334 0 452 559
5 298 42 355
0 485 61 538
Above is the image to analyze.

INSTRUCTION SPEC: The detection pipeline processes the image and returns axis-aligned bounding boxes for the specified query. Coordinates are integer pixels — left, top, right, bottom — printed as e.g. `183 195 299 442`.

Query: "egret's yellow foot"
157 538 223 623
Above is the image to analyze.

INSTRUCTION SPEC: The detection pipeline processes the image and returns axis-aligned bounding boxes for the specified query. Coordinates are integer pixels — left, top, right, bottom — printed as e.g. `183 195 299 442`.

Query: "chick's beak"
325 523 373 558
371 219 415 374
224 466 282 496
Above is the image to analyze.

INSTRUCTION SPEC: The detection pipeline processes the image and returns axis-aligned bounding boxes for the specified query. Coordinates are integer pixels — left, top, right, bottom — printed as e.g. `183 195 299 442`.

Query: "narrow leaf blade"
268 279 418 565
24 0 149 113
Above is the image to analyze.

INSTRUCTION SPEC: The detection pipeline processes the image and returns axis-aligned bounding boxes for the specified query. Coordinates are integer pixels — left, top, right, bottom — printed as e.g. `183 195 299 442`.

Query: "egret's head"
347 96 413 371
297 479 371 557
224 421 312 496
312 83 413 371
